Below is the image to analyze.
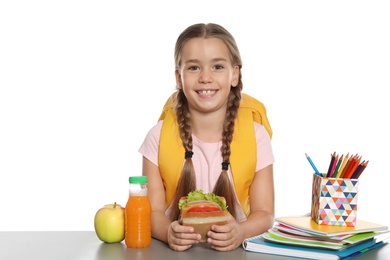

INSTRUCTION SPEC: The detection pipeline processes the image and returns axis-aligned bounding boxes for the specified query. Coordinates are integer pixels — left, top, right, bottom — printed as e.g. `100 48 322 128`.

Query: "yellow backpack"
157 92 272 216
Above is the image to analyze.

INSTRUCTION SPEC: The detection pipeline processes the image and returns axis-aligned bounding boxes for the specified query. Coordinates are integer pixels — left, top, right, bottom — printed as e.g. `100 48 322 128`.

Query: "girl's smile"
196 89 218 98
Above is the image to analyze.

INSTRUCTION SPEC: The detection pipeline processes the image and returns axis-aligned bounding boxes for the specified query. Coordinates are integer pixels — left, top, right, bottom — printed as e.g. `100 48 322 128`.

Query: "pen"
305 153 321 177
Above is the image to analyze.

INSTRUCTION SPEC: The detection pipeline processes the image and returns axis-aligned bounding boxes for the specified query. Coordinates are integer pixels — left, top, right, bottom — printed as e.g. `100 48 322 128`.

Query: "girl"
139 23 275 251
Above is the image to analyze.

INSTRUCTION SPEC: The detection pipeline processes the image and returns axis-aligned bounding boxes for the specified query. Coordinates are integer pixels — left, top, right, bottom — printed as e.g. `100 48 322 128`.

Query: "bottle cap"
129 176 148 184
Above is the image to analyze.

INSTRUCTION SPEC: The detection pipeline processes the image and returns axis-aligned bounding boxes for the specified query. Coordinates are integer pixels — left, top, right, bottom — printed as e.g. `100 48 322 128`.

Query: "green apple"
94 202 125 243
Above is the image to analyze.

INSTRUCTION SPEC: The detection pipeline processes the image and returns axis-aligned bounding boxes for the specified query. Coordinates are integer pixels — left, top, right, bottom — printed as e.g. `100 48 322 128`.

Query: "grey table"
0 231 388 260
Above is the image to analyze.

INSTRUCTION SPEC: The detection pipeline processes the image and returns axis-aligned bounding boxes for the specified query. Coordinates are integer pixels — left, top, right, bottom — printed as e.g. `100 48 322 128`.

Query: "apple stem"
114 202 117 208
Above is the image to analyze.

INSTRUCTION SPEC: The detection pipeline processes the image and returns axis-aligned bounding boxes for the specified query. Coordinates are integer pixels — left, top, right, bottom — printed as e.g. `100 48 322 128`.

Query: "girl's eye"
214 64 224 70
188 66 199 71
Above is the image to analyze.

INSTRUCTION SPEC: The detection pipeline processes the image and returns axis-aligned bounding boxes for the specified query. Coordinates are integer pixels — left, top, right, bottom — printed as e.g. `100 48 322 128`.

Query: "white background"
1 1 389 231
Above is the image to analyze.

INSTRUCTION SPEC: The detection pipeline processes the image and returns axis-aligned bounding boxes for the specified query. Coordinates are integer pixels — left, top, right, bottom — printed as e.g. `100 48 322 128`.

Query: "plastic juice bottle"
125 176 152 248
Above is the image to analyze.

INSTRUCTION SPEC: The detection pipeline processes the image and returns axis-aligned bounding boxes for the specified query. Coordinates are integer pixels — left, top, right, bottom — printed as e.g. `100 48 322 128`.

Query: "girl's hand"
167 220 201 251
206 215 244 251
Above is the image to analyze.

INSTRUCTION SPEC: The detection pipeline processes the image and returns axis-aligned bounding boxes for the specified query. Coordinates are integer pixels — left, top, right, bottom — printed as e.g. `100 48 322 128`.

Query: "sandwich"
178 190 229 242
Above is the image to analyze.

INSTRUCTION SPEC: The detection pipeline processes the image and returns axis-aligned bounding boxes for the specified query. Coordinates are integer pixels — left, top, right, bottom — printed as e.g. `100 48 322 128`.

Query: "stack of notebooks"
242 215 390 260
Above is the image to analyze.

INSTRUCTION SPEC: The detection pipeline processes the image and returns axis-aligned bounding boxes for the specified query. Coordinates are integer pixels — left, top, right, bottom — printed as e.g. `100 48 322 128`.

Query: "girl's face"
176 37 239 115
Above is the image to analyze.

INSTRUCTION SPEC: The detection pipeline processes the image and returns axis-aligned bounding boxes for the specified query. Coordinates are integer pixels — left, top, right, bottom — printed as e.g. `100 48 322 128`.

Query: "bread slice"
180 198 229 242
182 216 228 242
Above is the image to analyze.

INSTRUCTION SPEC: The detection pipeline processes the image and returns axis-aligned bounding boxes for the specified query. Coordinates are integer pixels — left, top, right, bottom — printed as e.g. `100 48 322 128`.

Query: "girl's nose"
198 69 213 83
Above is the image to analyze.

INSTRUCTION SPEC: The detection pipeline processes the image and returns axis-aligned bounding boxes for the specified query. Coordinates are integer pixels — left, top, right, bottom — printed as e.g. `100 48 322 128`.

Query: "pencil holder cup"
310 173 359 227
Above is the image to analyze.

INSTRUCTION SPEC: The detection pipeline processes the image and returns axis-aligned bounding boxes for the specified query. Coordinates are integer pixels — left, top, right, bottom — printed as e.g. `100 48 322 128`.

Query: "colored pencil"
329 154 339 178
348 155 360 178
344 155 361 178
355 160 369 179
343 154 357 178
351 160 364 179
339 154 354 178
332 154 343 178
335 152 349 178
326 152 336 177
305 153 321 176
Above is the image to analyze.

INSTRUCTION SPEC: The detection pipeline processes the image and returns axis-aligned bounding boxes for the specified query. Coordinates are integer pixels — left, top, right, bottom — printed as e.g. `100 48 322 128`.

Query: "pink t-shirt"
138 120 274 221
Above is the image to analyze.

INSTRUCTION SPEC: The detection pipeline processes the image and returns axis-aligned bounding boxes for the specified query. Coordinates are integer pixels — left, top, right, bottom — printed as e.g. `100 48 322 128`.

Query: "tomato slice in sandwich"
187 205 221 213
184 200 222 213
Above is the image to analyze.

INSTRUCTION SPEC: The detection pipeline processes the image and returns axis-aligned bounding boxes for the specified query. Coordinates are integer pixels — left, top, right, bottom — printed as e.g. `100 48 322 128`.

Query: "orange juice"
125 176 151 248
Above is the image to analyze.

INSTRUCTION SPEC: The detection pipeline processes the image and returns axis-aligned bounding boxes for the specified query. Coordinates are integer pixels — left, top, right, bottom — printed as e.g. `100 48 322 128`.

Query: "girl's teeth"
199 90 215 95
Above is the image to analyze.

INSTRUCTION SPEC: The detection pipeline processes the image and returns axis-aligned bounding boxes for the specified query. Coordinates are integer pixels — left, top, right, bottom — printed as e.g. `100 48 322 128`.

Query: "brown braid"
212 86 242 219
169 91 196 221
169 23 244 221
